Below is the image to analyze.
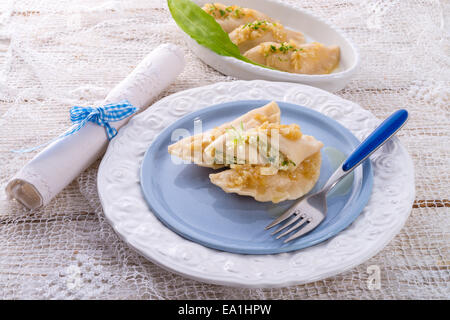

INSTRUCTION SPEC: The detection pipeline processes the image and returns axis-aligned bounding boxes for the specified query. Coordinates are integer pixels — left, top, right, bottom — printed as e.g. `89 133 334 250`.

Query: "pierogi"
244 41 340 75
168 101 281 168
202 3 273 33
168 101 324 203
202 2 340 75
209 151 322 203
229 21 305 54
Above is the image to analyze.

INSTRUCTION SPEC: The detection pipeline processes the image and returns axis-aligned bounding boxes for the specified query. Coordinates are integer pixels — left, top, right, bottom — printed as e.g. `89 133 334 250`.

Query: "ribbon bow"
68 100 137 140
13 100 137 153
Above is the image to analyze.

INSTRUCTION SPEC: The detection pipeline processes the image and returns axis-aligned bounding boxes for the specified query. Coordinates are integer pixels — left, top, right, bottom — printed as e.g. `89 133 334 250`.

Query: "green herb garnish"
242 20 270 31
167 0 272 70
281 159 296 167
278 42 295 53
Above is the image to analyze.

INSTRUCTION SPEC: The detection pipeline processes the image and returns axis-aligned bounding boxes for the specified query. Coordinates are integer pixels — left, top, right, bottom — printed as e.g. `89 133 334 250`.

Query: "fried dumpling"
202 3 273 33
209 151 322 203
168 102 324 203
229 21 305 54
168 101 281 168
244 41 340 75
203 122 323 168
209 121 324 203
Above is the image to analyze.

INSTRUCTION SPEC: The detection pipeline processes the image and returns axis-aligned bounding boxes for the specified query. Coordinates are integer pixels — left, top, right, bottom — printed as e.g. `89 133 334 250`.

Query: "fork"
266 109 409 243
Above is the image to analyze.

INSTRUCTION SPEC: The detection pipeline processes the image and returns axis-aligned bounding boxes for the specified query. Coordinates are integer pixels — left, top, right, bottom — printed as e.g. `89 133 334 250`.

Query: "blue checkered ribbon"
14 100 137 153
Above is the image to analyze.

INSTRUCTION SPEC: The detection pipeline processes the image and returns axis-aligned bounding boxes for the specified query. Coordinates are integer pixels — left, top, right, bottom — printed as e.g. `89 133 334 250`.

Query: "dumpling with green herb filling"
244 41 340 75
209 152 322 203
202 3 273 33
203 121 323 169
229 21 305 54
168 101 281 168
208 122 323 203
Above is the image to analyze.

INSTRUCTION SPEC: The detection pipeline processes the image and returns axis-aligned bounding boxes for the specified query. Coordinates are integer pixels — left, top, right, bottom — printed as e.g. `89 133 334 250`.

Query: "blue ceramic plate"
140 100 373 254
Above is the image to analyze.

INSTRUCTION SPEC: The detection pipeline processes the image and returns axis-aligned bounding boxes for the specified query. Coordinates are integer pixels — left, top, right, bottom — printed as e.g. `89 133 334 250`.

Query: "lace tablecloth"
0 0 448 299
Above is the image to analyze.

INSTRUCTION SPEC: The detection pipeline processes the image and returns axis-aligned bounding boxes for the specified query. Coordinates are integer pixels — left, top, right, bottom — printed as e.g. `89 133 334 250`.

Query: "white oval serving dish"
185 0 359 92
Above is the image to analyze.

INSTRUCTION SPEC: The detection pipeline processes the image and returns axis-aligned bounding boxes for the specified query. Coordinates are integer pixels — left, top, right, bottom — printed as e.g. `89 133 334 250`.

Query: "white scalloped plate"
184 0 359 92
97 80 415 288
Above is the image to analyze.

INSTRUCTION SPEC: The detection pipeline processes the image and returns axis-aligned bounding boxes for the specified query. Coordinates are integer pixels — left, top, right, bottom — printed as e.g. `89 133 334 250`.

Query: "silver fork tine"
265 208 296 230
283 219 321 243
275 217 309 239
271 213 303 235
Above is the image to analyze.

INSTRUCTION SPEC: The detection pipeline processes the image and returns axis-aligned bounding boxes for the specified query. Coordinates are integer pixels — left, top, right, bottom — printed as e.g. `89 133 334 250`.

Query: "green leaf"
167 0 271 69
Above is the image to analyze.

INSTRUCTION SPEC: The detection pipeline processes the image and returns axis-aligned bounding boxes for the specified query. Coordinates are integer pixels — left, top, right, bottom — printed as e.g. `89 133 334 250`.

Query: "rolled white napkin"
6 43 185 210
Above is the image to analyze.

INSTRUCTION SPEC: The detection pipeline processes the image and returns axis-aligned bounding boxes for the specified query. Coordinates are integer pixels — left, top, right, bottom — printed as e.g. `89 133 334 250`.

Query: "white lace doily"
0 0 448 299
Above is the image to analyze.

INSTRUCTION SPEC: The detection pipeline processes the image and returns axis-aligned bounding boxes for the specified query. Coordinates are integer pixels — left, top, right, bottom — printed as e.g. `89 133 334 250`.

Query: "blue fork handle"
342 109 409 172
